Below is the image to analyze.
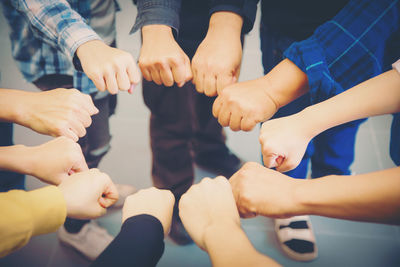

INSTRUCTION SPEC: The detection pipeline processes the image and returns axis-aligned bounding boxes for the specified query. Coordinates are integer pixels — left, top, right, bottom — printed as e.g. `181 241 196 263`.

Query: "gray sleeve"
130 0 181 34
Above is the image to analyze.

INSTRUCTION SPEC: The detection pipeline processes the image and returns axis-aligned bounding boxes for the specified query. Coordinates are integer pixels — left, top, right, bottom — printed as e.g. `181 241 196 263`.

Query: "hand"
260 114 312 172
230 162 301 218
213 76 278 131
58 168 119 219
139 25 192 87
28 136 88 185
191 12 243 96
179 176 240 250
122 187 175 235
76 40 141 94
17 88 98 141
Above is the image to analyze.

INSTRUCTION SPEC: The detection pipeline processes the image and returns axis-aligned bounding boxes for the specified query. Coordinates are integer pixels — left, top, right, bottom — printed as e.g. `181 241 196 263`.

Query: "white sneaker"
112 184 137 209
58 221 113 261
274 215 318 261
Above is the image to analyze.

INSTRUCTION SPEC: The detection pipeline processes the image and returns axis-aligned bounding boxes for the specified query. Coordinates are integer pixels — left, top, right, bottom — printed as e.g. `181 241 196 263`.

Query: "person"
212 0 399 260
132 0 256 245
179 176 280 266
91 187 174 267
92 179 281 267
0 167 119 258
229 61 400 227
1 0 140 259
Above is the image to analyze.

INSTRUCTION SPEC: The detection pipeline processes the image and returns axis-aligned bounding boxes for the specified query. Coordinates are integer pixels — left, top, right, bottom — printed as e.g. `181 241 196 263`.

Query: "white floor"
0 2 399 267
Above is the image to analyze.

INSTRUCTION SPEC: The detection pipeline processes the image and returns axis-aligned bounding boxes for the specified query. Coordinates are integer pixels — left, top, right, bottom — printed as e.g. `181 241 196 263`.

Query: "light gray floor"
0 2 399 267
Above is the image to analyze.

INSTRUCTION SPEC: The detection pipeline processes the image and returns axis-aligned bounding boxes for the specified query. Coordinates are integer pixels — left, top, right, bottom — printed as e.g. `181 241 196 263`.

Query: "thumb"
71 156 89 173
276 157 297 173
263 154 279 168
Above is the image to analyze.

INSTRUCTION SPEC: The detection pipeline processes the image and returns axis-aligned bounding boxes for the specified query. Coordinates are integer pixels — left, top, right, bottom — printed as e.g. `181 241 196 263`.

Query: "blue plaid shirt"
283 0 400 165
1 0 109 94
283 0 400 104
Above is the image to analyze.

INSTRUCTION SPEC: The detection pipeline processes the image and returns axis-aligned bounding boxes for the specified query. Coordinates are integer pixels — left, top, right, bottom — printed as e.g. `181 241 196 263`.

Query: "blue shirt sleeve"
91 214 165 267
130 0 181 34
283 0 400 104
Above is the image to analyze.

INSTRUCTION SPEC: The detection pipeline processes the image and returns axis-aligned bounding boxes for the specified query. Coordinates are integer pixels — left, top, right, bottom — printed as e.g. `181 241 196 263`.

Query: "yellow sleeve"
0 186 67 257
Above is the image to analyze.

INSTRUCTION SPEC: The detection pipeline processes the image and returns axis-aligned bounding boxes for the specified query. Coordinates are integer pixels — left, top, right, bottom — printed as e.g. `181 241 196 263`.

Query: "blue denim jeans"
260 23 362 178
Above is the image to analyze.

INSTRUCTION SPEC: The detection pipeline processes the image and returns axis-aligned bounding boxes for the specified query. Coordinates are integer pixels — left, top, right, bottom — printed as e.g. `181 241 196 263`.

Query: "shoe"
112 184 137 209
58 221 113 261
274 216 318 261
169 210 193 245
194 146 244 178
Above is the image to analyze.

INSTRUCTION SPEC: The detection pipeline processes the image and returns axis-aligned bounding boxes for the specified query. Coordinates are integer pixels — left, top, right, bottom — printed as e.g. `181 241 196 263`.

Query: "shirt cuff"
29 186 67 236
210 2 256 34
284 37 344 104
58 22 102 60
130 1 180 35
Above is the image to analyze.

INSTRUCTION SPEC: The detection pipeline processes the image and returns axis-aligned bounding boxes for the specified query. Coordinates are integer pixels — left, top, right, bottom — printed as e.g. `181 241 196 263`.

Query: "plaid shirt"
2 0 107 94
284 0 400 104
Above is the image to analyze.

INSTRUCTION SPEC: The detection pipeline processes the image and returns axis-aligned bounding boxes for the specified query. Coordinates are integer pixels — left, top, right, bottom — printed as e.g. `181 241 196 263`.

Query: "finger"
71 150 89 173
240 117 257 132
212 96 223 118
62 128 79 142
140 66 152 82
262 154 279 168
150 68 162 86
90 73 106 92
276 158 297 173
128 83 135 94
81 93 99 115
194 71 204 94
216 75 232 95
159 67 174 87
217 104 231 127
105 71 119 94
127 63 141 84
204 74 217 97
116 70 131 91
75 109 92 128
229 111 243 132
100 182 119 208
171 62 187 87
68 118 87 138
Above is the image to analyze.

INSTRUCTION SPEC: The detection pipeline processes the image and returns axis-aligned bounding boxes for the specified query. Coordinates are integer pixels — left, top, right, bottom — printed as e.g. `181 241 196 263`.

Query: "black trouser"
142 8 230 199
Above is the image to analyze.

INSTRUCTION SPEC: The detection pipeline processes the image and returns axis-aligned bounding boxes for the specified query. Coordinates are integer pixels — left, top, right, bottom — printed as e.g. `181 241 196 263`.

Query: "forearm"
0 89 29 123
263 59 309 109
204 221 280 267
0 145 35 176
293 167 400 225
299 70 400 137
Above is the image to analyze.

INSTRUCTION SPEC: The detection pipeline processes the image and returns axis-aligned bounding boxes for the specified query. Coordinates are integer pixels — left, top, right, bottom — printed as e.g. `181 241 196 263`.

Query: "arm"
179 176 280 267
0 137 88 185
230 162 400 225
0 88 98 141
260 68 400 172
92 187 174 267
213 58 308 131
0 169 119 257
191 11 243 96
0 186 67 257
11 0 140 94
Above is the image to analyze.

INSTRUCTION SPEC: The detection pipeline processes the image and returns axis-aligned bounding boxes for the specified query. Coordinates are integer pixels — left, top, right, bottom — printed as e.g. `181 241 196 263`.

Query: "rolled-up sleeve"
130 0 181 34
209 0 258 34
283 0 400 104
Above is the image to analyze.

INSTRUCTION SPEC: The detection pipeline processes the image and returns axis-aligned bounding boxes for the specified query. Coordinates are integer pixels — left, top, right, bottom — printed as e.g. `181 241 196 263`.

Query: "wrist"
203 219 240 252
208 11 243 35
142 25 174 43
76 40 105 60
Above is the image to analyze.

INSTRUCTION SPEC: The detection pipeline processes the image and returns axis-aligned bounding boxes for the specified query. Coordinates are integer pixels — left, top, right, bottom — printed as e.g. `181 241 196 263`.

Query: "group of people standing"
0 0 399 266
